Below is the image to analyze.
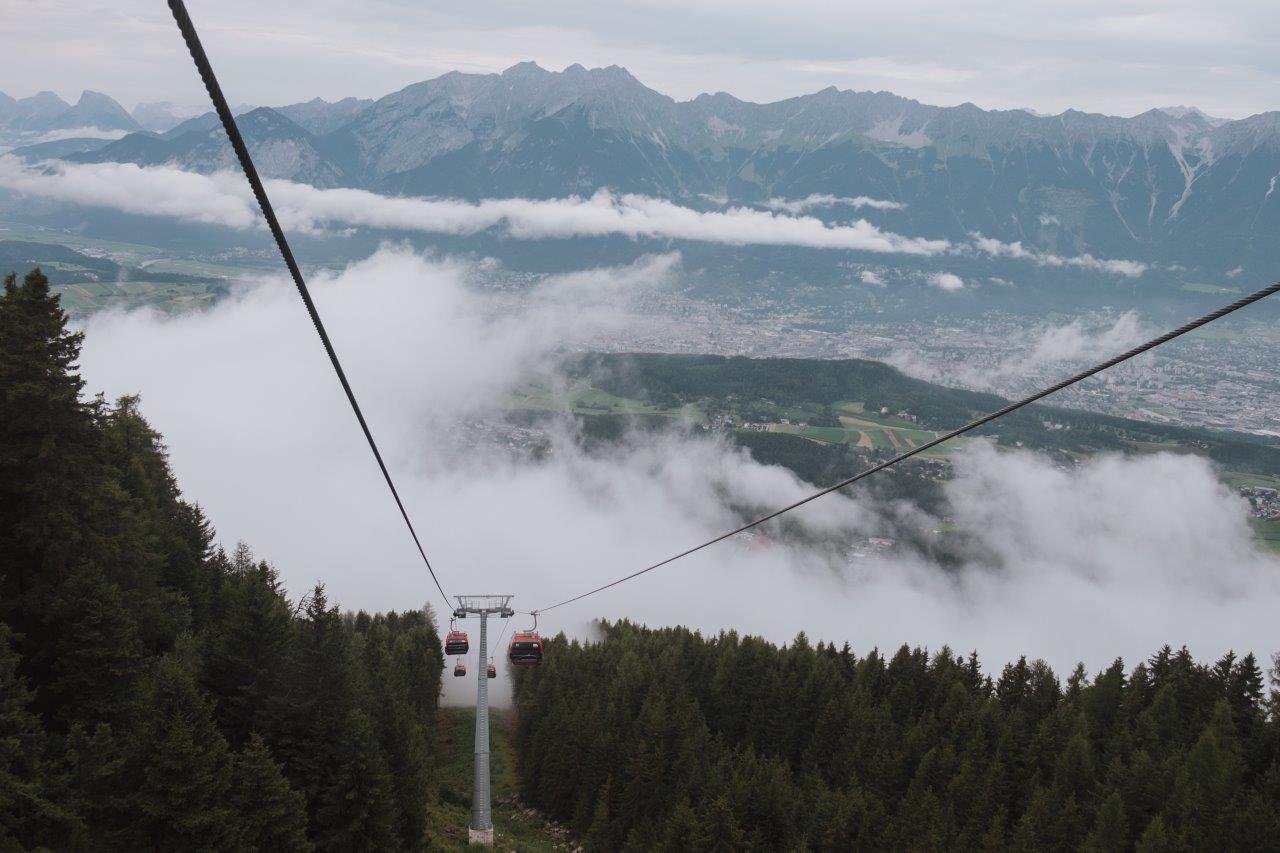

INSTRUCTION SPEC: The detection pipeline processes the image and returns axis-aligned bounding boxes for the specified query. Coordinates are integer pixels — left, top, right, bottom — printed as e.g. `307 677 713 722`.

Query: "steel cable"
167 0 451 608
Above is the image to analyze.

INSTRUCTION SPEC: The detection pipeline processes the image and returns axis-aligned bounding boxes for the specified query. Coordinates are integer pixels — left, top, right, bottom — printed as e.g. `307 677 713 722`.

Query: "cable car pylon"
451 595 515 846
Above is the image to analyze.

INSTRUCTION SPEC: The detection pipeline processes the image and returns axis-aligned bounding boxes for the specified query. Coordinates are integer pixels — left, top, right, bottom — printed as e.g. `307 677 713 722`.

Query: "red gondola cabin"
508 631 543 666
487 662 497 679
453 661 467 677
444 631 469 656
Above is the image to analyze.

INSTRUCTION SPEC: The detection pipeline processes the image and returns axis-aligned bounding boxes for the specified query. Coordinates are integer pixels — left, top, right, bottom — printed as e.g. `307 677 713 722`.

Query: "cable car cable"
493 617 512 660
534 276 1280 614
166 0 451 608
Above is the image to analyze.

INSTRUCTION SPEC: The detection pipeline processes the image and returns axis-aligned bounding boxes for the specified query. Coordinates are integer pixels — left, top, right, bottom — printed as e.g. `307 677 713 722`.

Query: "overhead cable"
167 0 451 607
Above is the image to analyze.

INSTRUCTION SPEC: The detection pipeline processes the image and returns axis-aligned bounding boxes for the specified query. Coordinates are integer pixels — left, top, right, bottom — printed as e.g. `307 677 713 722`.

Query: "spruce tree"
313 709 398 852
59 723 132 845
660 797 704 852
230 733 312 852
700 794 745 852
203 554 295 747
583 792 614 853
1135 815 1175 852
131 655 237 849
1170 699 1242 848
1083 790 1129 853
0 269 101 666
0 623 78 847
43 564 145 729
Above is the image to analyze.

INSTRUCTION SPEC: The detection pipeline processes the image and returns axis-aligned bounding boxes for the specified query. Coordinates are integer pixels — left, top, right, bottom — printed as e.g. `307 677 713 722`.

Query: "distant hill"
44 63 1280 275
0 240 226 314
562 352 1280 476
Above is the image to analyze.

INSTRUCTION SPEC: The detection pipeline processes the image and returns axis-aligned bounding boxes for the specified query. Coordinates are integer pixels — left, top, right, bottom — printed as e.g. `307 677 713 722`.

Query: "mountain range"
4 64 1279 273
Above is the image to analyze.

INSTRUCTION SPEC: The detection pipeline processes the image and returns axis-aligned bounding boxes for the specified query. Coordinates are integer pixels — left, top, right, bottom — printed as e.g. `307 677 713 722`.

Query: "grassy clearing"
1249 519 1280 554
1222 471 1280 490
510 383 693 420
52 280 225 316
771 424 851 445
428 707 569 851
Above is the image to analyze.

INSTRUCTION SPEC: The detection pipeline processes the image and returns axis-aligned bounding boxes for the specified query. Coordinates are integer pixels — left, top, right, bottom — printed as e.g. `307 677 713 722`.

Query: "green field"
53 279 226 315
511 382 697 421
1249 518 1280 554
1222 471 1280 490
771 424 851 444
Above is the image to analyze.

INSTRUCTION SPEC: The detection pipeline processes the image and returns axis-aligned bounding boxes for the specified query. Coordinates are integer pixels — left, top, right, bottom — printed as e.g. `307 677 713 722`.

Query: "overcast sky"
4 0 1279 118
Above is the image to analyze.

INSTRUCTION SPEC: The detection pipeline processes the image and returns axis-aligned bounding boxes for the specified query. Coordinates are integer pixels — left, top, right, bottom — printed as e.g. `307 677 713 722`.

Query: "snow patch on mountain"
865 116 930 149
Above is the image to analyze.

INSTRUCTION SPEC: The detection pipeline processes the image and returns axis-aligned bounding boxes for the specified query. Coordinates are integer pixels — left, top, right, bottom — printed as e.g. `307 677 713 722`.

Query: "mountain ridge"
10 63 1280 272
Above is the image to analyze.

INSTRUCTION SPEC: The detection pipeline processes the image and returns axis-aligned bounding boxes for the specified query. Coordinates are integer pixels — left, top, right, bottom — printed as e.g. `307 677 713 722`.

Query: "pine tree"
0 623 78 847
269 584 359 808
131 655 237 849
312 708 398 851
203 554 295 747
1053 725 1096 800
59 723 133 845
0 269 102 671
230 733 312 852
660 797 705 852
1169 699 1242 848
1083 790 1129 853
43 564 145 729
1135 815 1175 852
360 617 433 847
583 790 615 853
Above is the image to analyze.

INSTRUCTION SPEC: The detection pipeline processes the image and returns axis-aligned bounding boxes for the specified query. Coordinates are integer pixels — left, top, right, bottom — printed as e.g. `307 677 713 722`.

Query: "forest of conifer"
513 622 1280 851
1 268 445 849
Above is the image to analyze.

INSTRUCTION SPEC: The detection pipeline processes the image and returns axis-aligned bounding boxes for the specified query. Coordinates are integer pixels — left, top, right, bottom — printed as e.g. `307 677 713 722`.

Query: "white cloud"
0 157 257 228
0 156 948 256
0 157 1179 279
928 271 964 291
763 193 906 214
28 127 131 144
71 247 1280 689
970 232 1149 278
1027 311 1146 366
859 270 886 287
886 311 1151 391
268 182 944 254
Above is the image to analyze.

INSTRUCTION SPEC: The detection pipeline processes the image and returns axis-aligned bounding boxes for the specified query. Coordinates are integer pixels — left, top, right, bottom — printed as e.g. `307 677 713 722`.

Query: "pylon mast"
453 595 514 847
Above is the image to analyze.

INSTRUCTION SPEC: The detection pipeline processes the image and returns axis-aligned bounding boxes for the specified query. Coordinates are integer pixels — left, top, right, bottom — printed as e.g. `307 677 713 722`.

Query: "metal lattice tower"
452 596 514 847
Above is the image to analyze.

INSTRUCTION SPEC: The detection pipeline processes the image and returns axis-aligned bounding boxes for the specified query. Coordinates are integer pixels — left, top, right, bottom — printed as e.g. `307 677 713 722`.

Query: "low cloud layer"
73 246 1278 696
0 157 257 228
887 311 1150 390
970 233 1150 277
29 127 132 144
763 193 907 214
1 156 1148 275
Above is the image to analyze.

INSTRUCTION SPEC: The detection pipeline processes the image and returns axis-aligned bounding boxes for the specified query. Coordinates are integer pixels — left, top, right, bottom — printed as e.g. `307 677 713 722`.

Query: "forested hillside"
0 268 445 849
566 352 1280 475
513 621 1280 851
